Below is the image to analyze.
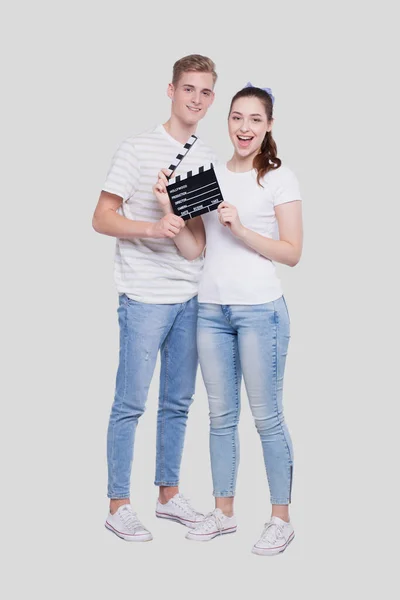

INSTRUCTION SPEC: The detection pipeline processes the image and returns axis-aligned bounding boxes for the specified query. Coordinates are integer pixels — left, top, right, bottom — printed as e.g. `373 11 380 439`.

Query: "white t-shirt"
198 163 302 305
102 124 217 304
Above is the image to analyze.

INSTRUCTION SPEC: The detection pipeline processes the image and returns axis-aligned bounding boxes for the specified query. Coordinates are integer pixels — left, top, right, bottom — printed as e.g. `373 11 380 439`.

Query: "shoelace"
172 494 203 518
120 508 143 532
260 521 285 544
196 510 224 534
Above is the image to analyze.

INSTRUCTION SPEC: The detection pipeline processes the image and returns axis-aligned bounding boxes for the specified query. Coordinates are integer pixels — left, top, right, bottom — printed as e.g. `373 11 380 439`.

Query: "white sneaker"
156 493 204 528
105 504 153 542
252 516 294 555
185 508 237 541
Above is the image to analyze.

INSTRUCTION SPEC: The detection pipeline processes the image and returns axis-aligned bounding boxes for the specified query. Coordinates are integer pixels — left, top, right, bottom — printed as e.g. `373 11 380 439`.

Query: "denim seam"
270 497 290 505
154 481 179 487
229 332 240 496
272 300 293 505
159 335 169 484
263 309 277 499
107 493 131 500
110 299 129 499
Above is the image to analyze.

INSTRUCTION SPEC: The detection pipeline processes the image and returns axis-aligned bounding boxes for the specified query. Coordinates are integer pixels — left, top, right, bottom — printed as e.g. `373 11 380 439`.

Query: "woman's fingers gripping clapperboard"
165 135 224 220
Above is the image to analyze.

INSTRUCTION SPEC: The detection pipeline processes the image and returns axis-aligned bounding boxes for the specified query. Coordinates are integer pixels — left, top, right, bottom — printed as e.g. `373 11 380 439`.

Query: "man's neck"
162 116 197 145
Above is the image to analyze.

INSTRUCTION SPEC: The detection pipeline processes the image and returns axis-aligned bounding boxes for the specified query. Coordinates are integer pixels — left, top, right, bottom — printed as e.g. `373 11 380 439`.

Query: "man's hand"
153 168 174 210
148 213 185 238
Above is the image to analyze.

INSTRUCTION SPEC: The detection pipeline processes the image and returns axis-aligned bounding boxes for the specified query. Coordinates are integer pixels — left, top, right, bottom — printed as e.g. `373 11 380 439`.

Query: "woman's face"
228 96 272 159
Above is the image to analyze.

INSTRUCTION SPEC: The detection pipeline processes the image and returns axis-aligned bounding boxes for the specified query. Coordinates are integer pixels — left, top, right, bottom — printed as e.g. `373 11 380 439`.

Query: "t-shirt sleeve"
211 151 219 166
200 142 218 167
102 139 140 201
272 166 302 207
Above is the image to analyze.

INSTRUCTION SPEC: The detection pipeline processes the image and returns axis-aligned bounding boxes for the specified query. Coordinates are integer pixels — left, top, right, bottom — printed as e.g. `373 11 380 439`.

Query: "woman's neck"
163 116 197 145
227 151 257 173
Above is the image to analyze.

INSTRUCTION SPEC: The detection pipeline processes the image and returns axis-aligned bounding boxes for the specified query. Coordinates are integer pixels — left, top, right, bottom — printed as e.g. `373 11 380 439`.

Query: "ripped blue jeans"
107 294 198 499
197 297 293 504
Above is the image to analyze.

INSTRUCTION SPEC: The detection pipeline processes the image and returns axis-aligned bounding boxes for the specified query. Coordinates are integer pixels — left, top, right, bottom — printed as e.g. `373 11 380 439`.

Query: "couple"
93 54 303 556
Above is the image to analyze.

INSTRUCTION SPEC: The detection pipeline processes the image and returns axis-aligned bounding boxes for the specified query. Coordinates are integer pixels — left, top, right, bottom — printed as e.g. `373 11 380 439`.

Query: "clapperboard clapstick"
167 134 198 177
167 164 224 220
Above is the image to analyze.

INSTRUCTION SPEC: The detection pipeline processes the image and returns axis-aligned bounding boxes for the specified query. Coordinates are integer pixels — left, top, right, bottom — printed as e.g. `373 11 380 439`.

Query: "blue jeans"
107 294 198 499
197 297 293 505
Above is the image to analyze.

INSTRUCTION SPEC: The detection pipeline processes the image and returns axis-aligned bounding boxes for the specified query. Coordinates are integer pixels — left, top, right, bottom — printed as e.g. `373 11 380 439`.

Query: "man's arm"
92 191 185 240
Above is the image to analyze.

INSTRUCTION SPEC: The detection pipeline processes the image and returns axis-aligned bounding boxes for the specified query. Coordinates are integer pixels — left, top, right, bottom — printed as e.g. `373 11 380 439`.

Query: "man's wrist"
145 222 155 238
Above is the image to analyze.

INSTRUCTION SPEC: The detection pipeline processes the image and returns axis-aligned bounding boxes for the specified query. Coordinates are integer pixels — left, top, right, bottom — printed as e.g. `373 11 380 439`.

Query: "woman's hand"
218 202 245 238
153 168 173 212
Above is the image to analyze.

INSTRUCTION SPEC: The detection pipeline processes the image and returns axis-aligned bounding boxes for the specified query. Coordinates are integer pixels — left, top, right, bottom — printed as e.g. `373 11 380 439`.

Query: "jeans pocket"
120 294 140 307
119 293 128 306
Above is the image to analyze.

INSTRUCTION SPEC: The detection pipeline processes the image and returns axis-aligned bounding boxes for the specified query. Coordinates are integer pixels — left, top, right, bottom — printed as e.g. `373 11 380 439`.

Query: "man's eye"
203 91 211 96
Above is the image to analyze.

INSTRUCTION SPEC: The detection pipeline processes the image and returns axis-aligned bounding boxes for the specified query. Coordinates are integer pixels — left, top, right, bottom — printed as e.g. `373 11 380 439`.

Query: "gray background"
2 0 399 597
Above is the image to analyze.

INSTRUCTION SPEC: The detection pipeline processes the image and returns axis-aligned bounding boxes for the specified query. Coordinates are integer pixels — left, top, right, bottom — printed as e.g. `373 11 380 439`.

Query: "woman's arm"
153 170 206 260
218 200 303 267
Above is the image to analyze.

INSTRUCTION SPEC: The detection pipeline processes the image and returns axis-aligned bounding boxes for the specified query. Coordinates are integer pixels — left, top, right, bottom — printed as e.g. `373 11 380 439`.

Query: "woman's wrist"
235 225 247 240
161 203 173 215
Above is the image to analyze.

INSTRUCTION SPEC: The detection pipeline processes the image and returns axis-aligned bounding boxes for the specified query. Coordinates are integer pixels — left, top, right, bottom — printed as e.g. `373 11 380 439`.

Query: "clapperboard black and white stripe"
167 134 198 175
167 164 224 220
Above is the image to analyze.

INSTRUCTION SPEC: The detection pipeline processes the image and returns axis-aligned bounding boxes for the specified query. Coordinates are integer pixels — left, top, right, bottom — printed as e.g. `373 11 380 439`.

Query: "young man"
93 55 217 541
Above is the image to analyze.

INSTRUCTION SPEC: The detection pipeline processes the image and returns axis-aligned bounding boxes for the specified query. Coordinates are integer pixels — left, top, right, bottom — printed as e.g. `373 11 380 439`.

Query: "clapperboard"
166 136 224 220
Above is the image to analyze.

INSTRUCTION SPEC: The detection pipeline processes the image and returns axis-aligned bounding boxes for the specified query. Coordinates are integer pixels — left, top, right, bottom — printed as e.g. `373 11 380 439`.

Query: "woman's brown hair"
229 86 281 186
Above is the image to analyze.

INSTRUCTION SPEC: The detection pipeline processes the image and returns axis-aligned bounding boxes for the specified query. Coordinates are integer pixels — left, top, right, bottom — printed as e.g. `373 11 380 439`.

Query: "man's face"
168 71 215 125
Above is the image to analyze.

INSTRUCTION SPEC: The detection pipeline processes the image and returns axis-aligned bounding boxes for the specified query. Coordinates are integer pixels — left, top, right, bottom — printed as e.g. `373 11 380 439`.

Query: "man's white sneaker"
185 508 237 541
252 516 294 556
105 504 153 542
156 493 204 528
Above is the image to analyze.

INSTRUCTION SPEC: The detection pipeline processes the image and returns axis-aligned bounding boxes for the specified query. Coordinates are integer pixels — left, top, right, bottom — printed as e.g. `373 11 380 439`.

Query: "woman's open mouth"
237 135 254 148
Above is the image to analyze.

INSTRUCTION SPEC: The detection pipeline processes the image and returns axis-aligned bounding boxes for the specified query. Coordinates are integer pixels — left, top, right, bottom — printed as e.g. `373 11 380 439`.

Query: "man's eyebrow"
181 83 213 93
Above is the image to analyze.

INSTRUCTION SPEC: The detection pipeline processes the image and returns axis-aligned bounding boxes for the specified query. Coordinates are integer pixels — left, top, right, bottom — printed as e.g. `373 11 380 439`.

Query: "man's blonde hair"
172 54 217 87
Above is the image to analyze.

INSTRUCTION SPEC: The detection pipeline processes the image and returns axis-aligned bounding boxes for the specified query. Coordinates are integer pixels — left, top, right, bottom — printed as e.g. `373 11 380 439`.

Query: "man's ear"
209 91 216 107
167 83 175 100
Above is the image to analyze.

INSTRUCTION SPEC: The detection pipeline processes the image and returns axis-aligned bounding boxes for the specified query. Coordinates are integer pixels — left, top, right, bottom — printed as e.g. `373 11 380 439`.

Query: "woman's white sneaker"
252 516 294 555
105 504 153 542
186 508 237 541
156 493 204 528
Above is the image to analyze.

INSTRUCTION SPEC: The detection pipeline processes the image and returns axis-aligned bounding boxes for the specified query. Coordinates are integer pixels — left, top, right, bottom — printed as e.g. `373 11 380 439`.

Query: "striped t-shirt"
102 124 217 304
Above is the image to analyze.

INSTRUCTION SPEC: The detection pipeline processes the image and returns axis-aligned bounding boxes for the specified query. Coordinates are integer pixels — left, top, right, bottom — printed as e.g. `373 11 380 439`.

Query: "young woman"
154 84 303 555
